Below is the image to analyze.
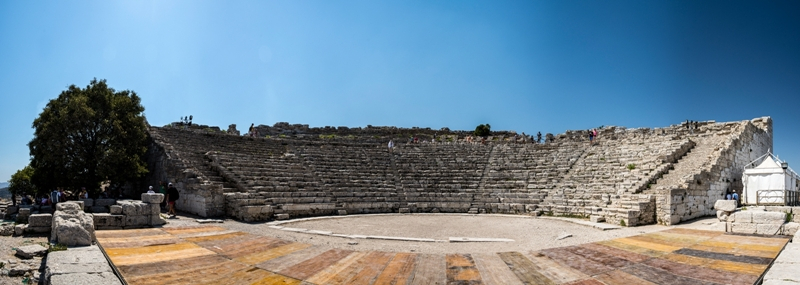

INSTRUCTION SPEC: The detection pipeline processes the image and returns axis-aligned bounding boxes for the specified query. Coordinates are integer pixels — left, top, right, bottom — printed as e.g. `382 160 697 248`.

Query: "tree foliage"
9 165 36 198
474 123 491 137
28 79 148 195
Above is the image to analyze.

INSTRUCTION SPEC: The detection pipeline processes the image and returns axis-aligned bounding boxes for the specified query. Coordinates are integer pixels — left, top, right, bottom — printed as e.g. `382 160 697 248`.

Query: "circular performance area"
255 214 666 254
95 213 790 285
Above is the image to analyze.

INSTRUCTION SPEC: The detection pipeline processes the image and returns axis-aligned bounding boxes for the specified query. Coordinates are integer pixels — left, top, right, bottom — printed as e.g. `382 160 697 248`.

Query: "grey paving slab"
49 272 122 285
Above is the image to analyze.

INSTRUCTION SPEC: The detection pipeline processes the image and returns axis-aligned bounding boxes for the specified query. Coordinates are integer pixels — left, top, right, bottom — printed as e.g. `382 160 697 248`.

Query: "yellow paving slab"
161 226 229 235
373 252 417 285
96 234 181 248
662 228 724 238
183 231 249 243
234 242 312 265
690 240 782 259
662 252 767 276
596 240 667 258
96 228 167 239
639 231 714 246
125 258 248 285
306 252 369 285
712 234 790 247
611 237 683 253
106 242 217 266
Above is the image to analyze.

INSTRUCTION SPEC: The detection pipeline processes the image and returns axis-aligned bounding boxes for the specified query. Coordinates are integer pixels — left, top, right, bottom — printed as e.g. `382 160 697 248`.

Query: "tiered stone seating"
544 134 693 225
477 142 585 214
393 143 490 213
296 143 398 214
146 117 773 226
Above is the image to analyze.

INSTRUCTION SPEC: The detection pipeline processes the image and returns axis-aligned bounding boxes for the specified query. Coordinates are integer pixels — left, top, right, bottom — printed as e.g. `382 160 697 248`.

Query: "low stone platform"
96 225 789 284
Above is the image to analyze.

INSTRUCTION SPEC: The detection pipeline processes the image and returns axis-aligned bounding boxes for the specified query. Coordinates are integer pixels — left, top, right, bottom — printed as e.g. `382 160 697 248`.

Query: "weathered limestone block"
118 201 147 216
141 193 164 204
94 199 116 207
109 205 122 215
731 211 752 223
90 206 109 213
590 215 605 223
29 214 53 228
714 200 737 212
151 214 166 226
45 245 122 285
0 223 15 236
15 244 47 259
92 214 125 228
782 222 799 236
752 211 786 224
716 211 729 222
18 208 31 216
730 222 757 234
756 224 782 235
15 224 25 235
6 205 18 214
69 200 84 209
80 199 93 207
275 214 290 220
125 215 150 228
26 226 50 233
51 203 95 246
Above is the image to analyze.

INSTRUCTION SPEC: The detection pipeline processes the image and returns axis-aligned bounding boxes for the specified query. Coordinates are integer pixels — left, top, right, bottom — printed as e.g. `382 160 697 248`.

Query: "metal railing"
756 189 800 206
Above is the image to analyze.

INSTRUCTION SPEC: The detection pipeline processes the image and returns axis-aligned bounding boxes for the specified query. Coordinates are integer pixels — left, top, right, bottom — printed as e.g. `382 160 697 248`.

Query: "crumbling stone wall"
144 130 225 217
659 117 772 225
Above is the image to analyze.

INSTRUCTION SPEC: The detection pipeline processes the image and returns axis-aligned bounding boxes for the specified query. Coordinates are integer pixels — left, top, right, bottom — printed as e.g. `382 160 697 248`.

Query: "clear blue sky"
1 1 799 182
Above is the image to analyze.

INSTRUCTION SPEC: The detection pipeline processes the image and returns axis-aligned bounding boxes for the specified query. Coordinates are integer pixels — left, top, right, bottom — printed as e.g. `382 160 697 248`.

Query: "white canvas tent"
742 153 800 206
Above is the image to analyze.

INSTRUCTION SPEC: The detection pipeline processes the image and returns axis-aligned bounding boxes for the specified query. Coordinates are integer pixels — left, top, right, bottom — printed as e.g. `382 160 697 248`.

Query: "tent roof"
745 156 785 175
756 156 782 169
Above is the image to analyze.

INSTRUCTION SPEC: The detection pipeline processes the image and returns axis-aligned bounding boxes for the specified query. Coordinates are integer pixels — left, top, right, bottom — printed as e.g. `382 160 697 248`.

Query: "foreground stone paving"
97 225 789 285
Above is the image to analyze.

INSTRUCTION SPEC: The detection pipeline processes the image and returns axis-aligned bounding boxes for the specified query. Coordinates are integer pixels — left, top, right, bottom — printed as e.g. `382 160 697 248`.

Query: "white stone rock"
713 200 737 212
141 193 164 204
15 244 48 259
752 211 786 224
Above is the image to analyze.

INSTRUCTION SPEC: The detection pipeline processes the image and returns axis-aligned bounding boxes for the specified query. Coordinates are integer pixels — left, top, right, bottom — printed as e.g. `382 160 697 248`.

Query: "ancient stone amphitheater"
144 117 772 227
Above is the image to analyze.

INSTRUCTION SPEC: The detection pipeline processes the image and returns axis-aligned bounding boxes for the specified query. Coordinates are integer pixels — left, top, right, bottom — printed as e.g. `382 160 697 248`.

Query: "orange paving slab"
96 228 167 239
662 252 767 276
105 242 217 266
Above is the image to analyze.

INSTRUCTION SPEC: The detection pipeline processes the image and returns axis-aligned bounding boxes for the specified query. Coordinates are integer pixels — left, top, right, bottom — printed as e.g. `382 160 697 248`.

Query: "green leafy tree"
9 165 36 205
474 123 491 137
28 79 148 196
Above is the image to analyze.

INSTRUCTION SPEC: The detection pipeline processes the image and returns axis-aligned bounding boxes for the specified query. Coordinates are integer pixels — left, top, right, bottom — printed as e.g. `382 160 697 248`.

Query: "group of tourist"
385 131 549 149
686 120 700 133
588 129 599 144
148 181 180 218
726 190 740 206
